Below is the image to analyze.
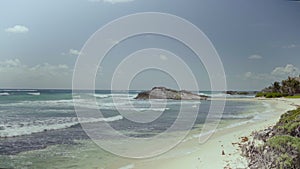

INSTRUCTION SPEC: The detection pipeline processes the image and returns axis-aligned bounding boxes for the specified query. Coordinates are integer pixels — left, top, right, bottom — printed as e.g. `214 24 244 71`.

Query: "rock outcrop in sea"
134 87 208 100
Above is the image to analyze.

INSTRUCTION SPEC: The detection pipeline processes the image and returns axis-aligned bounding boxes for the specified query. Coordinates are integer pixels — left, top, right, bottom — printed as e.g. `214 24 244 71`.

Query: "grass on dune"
285 95 300 99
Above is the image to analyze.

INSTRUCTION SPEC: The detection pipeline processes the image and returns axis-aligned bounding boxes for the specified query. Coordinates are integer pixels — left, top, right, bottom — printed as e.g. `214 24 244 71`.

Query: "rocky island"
134 87 208 100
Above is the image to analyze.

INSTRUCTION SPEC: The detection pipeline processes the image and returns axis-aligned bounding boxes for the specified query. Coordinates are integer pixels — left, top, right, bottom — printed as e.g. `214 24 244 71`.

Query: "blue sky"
1 0 300 90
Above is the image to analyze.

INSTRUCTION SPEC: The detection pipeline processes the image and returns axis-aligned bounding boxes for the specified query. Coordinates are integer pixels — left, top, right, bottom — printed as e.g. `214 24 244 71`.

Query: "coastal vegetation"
241 108 300 169
285 94 300 99
256 76 300 98
255 92 288 98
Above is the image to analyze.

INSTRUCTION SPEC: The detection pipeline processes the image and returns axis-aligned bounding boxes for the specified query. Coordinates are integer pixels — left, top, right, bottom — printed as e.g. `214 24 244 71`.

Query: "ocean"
0 89 264 169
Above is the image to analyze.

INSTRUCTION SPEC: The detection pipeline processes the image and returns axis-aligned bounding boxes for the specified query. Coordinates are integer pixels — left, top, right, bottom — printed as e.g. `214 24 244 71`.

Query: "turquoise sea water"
0 89 262 168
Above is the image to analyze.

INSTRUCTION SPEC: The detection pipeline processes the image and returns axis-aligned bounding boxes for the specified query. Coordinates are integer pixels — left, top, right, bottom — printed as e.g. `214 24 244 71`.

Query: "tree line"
256 76 300 98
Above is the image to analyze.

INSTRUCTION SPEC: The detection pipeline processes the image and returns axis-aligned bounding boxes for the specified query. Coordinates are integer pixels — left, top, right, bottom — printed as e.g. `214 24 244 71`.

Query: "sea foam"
0 92 9 96
0 115 123 138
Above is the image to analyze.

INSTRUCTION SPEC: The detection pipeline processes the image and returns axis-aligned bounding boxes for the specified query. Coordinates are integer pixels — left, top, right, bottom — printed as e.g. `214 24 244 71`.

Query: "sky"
1 0 300 90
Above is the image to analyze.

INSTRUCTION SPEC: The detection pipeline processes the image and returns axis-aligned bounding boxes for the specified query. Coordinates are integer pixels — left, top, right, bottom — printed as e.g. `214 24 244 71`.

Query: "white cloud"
5 25 29 33
244 72 253 78
0 59 72 88
89 0 134 4
248 54 262 60
69 49 81 56
61 49 81 56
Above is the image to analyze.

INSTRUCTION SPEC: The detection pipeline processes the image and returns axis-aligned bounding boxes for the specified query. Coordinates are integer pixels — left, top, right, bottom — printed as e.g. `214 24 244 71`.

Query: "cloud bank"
241 64 300 90
271 64 300 77
244 64 300 81
0 59 72 88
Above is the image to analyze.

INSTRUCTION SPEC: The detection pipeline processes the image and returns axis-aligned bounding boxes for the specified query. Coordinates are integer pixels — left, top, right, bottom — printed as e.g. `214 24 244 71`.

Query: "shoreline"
124 98 299 169
2 98 298 169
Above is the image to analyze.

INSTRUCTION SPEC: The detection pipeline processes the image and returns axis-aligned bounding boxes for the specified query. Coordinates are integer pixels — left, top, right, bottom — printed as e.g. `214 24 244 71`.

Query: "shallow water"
0 90 262 168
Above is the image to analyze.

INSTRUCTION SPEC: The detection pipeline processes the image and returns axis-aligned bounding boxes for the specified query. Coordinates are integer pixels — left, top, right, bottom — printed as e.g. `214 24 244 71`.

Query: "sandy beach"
117 98 300 169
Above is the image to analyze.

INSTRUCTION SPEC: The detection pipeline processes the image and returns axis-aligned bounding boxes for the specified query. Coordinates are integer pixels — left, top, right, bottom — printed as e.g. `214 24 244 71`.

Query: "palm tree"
272 81 281 92
281 77 300 95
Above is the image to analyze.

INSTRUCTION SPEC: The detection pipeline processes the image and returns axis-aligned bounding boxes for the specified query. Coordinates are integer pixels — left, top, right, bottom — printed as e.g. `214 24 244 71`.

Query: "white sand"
117 98 300 169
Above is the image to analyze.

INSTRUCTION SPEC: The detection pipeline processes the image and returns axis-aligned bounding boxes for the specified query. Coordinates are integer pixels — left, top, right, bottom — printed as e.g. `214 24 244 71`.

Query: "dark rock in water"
0 126 5 130
135 87 208 100
225 91 257 95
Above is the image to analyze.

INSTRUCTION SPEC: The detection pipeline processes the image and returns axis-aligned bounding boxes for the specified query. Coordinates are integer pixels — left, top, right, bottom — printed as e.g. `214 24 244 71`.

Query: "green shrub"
285 94 300 98
267 136 300 168
278 153 293 169
255 92 266 97
265 92 283 98
275 108 300 135
255 92 288 98
242 108 300 169
267 135 300 152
